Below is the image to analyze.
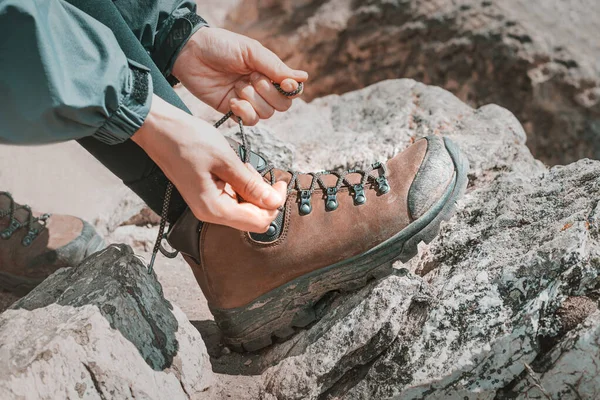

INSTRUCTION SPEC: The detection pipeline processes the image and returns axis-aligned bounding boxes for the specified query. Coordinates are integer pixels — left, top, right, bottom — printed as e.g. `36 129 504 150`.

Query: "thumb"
246 41 308 84
218 160 285 210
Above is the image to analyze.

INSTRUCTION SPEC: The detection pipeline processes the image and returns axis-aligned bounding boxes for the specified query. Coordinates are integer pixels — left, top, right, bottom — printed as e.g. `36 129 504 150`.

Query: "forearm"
0 0 152 145
132 94 203 159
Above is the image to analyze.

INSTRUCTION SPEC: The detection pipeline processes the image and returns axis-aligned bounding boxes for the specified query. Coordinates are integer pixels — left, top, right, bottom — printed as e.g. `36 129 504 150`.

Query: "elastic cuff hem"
93 61 153 145
153 10 208 78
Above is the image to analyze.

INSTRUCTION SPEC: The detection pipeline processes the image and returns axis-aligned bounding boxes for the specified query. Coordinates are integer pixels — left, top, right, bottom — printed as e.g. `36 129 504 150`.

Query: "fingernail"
262 189 283 208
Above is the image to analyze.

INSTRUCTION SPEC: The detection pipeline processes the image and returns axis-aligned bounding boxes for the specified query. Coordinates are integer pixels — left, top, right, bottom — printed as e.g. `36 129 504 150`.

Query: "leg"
65 0 189 222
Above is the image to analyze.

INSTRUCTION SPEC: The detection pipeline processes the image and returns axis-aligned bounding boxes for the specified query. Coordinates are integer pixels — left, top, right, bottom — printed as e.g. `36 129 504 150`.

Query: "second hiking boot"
168 135 468 351
0 192 106 295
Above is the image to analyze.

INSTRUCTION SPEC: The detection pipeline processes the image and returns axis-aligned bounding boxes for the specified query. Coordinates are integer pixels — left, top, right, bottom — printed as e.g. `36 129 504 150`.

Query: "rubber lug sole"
212 137 469 352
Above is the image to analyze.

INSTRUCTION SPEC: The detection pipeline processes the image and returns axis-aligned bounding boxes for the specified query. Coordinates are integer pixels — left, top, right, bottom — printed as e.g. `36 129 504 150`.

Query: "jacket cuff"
93 60 153 145
152 9 208 81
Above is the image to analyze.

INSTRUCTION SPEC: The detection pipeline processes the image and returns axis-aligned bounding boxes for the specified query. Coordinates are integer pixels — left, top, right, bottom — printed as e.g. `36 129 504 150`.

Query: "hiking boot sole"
211 137 469 352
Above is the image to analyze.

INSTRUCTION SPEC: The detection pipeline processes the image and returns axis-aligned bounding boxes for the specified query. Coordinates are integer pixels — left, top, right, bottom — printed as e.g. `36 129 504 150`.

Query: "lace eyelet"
353 184 366 205
266 222 278 236
299 190 312 215
1 218 21 239
377 176 391 194
22 229 38 246
325 187 338 211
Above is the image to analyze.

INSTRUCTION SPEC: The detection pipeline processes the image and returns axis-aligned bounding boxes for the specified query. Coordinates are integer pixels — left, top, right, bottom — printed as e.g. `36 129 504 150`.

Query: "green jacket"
0 0 206 145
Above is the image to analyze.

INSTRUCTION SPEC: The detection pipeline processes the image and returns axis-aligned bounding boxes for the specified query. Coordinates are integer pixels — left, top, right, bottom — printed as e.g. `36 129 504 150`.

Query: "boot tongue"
226 138 269 173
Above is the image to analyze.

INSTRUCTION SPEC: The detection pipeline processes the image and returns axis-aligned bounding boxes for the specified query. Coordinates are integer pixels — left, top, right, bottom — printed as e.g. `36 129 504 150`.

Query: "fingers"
246 40 308 84
218 159 285 210
196 166 288 233
214 180 287 233
209 196 281 233
230 98 258 125
234 79 275 119
279 78 304 97
251 73 293 111
230 73 298 123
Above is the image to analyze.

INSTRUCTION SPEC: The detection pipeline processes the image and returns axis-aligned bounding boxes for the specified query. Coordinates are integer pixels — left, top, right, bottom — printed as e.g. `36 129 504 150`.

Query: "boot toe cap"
407 136 457 221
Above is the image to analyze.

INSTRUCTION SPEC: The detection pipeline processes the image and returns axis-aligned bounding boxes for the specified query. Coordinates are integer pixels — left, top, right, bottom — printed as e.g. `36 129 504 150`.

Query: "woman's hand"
132 95 287 232
172 27 308 125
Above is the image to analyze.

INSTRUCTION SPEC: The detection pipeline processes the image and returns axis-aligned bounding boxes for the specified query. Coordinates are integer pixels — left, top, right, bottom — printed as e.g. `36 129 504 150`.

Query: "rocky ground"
226 0 600 165
3 78 600 399
1 1 600 399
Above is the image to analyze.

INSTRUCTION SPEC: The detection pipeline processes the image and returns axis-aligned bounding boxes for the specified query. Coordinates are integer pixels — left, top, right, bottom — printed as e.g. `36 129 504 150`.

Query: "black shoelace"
0 192 50 246
148 81 389 273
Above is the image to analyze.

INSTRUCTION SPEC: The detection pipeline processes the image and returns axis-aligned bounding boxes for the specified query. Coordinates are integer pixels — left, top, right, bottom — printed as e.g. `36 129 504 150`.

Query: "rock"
262 274 429 400
120 206 161 227
196 0 241 26
260 158 600 399
230 79 542 186
106 224 160 253
0 244 213 400
226 0 600 165
507 311 600 399
205 80 600 399
93 190 148 237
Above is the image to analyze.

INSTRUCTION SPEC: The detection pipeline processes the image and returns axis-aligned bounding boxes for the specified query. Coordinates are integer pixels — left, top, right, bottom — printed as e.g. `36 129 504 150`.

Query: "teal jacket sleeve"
112 0 208 79
0 0 153 145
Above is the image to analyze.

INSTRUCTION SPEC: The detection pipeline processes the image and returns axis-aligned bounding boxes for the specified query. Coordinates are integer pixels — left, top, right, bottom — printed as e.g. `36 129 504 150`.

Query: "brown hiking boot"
166 134 468 351
0 192 105 295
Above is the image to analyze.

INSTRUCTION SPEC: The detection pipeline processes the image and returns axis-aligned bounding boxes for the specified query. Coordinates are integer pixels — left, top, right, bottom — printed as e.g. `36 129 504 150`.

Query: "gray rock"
226 0 600 165
93 190 148 237
0 244 213 399
215 80 600 399
509 310 600 399
260 158 600 399
230 79 542 186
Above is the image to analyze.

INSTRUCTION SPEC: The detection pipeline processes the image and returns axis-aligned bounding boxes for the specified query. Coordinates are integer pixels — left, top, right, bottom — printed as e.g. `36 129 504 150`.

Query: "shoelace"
147 81 389 273
261 160 389 212
0 192 50 246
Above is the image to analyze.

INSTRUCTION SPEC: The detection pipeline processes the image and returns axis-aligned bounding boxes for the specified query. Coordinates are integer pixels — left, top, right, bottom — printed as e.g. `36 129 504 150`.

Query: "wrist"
132 95 187 153
154 12 209 85
132 95 216 156
171 28 204 81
